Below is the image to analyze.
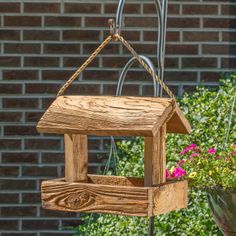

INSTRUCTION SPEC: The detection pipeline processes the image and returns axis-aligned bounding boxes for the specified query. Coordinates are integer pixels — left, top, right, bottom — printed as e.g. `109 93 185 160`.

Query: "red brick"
42 70 74 81
0 3 20 13
25 112 43 122
24 139 61 150
183 31 219 42
4 16 41 27
85 17 110 27
183 4 218 15
104 3 140 14
41 152 64 164
144 3 179 14
144 31 180 42
0 57 21 67
83 70 119 81
221 57 236 68
3 98 39 109
200 72 221 82
63 57 99 68
22 166 58 177
2 233 37 236
64 3 101 13
40 208 77 217
0 112 22 122
22 193 41 204
63 30 100 41
25 83 60 94
165 71 198 82
125 17 158 28
1 179 36 190
182 57 217 68
0 84 22 94
103 84 139 96
24 30 60 41
0 166 19 177
44 43 80 54
0 139 22 150
221 4 236 15
1 207 37 217
0 194 19 204
53 84 100 97
166 44 198 55
168 17 200 28
24 3 60 13
0 220 18 230
4 126 37 136
202 44 232 54
4 43 41 54
3 70 39 80
0 30 20 40
22 220 59 230
45 16 81 27
222 31 236 41
24 57 59 67
204 18 236 28
2 152 38 164
103 57 129 68
83 43 119 55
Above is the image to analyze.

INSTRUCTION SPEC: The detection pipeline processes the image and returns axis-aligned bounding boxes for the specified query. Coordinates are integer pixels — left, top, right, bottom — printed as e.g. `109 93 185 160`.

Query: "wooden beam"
144 124 166 187
41 178 188 217
152 180 188 216
42 178 149 217
64 134 88 183
37 96 176 136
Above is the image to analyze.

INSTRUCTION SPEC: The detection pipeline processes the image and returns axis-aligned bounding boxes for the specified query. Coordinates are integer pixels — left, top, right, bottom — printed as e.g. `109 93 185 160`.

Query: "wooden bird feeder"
37 95 191 217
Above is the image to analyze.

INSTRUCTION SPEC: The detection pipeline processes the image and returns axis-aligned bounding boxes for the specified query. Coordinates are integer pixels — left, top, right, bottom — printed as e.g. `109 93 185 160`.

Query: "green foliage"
75 74 235 236
180 144 236 188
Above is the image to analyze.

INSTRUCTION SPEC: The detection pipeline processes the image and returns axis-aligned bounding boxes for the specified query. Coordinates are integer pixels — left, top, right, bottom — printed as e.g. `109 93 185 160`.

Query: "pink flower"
208 148 216 154
171 167 186 178
166 169 171 180
180 147 191 155
189 157 193 161
191 153 198 157
178 159 185 166
189 143 197 149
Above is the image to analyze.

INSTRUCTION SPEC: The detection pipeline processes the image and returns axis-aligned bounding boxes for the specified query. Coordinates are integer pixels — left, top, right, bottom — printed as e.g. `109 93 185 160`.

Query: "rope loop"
57 29 176 103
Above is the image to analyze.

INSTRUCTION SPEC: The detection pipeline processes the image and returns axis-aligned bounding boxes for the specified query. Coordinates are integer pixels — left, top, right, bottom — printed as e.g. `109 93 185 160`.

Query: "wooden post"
64 134 88 183
144 124 166 187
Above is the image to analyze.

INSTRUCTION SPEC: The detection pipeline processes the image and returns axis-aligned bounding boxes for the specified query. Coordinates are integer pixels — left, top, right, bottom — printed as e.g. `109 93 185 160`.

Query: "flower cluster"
167 143 236 188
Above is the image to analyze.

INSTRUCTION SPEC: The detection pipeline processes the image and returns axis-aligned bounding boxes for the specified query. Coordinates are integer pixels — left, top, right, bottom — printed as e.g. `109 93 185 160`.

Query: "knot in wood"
67 191 95 209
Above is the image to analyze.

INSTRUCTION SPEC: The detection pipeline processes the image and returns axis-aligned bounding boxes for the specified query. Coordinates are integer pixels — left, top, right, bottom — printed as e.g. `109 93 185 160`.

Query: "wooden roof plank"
37 96 190 136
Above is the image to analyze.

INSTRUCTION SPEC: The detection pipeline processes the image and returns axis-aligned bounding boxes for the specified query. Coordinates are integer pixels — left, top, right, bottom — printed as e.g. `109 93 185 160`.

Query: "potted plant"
168 144 236 236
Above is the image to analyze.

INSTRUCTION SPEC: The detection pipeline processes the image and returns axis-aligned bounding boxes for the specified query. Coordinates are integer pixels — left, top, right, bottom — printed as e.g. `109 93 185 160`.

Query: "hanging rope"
57 34 176 103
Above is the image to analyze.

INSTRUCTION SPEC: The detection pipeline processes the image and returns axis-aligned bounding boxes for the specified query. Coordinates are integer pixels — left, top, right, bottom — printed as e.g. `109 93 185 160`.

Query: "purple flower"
171 167 186 178
208 148 216 154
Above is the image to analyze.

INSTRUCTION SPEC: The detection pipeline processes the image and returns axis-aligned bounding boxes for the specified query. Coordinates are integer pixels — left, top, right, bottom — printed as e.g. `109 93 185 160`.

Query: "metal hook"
116 55 159 97
115 0 168 97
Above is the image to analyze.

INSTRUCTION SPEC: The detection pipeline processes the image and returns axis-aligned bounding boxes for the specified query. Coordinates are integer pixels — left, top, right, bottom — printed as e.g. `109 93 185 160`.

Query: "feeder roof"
37 96 191 136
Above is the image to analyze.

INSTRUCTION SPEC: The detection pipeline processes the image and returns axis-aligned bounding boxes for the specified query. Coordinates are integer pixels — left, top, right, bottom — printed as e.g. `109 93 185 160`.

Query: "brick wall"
0 0 235 235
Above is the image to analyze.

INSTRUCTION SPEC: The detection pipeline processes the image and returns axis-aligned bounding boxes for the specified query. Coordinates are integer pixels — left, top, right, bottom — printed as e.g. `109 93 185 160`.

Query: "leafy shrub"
75 74 235 236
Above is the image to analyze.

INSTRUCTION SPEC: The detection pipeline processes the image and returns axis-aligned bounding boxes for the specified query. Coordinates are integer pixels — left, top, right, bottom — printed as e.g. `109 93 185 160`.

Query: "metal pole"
115 1 169 235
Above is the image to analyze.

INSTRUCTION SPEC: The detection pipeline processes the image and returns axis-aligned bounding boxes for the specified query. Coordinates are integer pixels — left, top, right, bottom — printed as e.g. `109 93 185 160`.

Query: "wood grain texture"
41 178 149 216
167 106 191 134
36 96 190 136
64 134 88 183
41 177 188 217
144 126 166 186
152 180 188 216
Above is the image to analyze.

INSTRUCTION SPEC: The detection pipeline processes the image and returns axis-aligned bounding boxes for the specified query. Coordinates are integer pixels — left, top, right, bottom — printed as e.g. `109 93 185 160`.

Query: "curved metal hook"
116 55 159 96
115 0 168 96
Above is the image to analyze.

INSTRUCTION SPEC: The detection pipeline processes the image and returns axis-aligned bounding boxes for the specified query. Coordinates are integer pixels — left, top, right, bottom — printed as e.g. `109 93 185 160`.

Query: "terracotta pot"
207 187 236 236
